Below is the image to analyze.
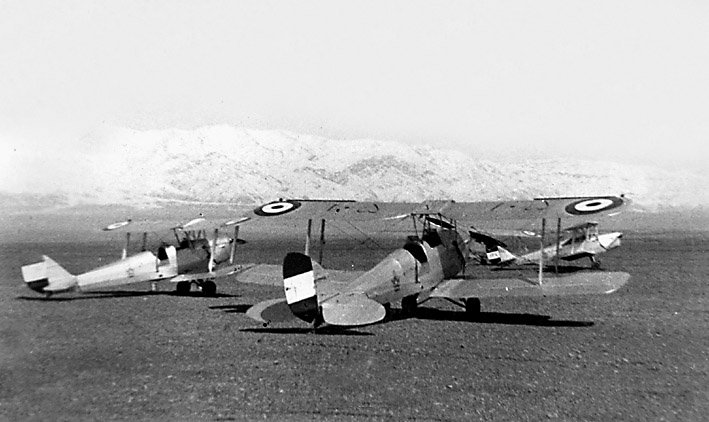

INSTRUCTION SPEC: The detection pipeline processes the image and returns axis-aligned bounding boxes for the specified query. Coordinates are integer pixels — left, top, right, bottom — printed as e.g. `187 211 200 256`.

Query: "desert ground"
1 209 708 421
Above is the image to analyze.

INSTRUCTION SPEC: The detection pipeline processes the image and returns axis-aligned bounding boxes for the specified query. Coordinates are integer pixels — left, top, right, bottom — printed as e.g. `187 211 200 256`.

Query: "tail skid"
21 256 78 294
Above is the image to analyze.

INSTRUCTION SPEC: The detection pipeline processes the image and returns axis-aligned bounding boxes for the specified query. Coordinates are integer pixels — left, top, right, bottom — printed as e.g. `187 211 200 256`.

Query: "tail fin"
282 253 321 324
281 252 386 327
469 230 517 265
21 256 78 294
486 245 517 265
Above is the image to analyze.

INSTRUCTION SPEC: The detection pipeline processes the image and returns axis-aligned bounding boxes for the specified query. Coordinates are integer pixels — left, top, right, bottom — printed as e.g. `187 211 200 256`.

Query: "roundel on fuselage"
254 200 302 217
564 197 624 215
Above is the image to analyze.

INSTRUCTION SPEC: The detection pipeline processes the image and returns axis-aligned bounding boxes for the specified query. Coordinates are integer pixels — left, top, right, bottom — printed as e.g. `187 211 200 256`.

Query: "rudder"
283 252 320 324
21 255 78 294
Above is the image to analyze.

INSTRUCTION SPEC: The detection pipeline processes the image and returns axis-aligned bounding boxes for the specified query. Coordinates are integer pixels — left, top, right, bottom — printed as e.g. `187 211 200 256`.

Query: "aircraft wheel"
401 294 418 316
201 280 217 296
591 260 601 270
464 298 481 319
176 281 191 295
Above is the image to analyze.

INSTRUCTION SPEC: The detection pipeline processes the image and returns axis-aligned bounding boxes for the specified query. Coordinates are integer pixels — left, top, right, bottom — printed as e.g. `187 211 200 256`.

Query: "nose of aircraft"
599 232 623 250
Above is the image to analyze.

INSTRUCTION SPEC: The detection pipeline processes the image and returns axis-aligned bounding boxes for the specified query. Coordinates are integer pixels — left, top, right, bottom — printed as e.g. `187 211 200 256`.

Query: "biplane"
21 215 249 297
242 196 631 328
470 222 623 269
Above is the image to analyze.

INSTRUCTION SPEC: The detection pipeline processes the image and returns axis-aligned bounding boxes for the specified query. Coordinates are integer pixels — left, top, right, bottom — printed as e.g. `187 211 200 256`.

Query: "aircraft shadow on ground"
211 304 374 336
17 290 238 301
240 326 374 336
209 304 252 313
396 307 595 327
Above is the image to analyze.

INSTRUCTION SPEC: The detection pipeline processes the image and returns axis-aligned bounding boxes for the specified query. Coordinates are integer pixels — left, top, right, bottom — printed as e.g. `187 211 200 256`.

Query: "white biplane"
470 221 623 269
240 195 631 328
21 215 249 297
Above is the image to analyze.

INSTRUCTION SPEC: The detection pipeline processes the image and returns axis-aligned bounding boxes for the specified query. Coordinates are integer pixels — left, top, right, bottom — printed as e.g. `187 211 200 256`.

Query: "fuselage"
334 228 467 306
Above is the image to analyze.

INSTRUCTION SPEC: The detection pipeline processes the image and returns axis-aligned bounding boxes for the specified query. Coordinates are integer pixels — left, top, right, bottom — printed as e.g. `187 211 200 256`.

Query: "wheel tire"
401 294 419 316
465 298 481 319
201 280 217 297
176 281 191 295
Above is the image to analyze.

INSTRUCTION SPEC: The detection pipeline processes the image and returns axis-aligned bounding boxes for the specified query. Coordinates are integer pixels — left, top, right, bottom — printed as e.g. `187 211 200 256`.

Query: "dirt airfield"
1 211 708 421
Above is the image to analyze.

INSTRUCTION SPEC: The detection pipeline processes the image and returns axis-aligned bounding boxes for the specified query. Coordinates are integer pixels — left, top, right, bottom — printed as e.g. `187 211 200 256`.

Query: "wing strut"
122 232 131 260
304 218 313 256
538 218 546 285
141 232 148 252
229 225 240 265
554 217 561 273
318 219 326 265
208 228 218 273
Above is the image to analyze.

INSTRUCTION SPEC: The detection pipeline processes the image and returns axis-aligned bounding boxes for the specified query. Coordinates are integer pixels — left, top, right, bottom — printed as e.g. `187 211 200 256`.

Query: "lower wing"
430 271 630 299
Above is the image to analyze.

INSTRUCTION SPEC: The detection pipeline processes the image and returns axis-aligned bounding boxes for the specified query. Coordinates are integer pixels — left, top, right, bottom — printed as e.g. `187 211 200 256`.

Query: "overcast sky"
1 1 708 172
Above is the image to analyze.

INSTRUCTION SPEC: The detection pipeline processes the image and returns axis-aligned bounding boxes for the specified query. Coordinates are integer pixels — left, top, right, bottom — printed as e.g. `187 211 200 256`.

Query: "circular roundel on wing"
254 200 302 217
565 197 624 215
103 220 132 231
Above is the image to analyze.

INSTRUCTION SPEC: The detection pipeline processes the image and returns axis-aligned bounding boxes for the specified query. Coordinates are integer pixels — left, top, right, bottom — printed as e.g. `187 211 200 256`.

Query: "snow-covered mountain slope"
1 125 706 210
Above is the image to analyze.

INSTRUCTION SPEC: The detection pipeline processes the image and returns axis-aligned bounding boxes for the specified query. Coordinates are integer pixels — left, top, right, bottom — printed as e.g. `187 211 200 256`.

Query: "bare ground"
1 225 708 421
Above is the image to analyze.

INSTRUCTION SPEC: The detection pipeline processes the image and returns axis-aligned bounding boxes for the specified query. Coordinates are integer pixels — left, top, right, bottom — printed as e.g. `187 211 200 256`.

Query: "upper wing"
563 221 599 232
102 196 628 232
102 215 251 233
246 196 629 226
440 196 628 225
246 199 423 222
430 271 630 299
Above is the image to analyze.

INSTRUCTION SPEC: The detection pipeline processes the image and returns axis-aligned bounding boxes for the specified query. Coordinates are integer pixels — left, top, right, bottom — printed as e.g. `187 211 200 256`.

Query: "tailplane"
21 256 78 294
282 252 385 327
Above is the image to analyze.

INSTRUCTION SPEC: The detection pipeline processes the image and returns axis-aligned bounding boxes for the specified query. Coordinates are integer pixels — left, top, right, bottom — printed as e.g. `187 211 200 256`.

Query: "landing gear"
175 281 191 295
590 257 601 270
401 294 419 316
464 298 481 319
201 280 217 296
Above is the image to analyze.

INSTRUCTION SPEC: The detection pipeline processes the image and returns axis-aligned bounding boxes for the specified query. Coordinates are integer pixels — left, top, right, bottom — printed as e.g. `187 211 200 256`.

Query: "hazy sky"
1 1 708 171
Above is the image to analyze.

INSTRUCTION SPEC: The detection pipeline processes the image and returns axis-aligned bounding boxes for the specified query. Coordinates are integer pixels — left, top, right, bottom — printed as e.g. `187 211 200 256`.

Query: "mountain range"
2 125 706 211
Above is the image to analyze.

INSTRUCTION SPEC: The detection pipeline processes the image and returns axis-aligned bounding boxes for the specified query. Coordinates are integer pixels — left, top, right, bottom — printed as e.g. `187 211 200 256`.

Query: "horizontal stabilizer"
431 271 630 299
21 255 78 293
321 293 386 327
246 298 297 324
233 264 283 286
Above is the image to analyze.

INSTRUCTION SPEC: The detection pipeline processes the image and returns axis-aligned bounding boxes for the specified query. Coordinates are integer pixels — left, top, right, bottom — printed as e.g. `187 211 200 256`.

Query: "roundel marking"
254 200 302 217
565 197 623 215
104 220 131 231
